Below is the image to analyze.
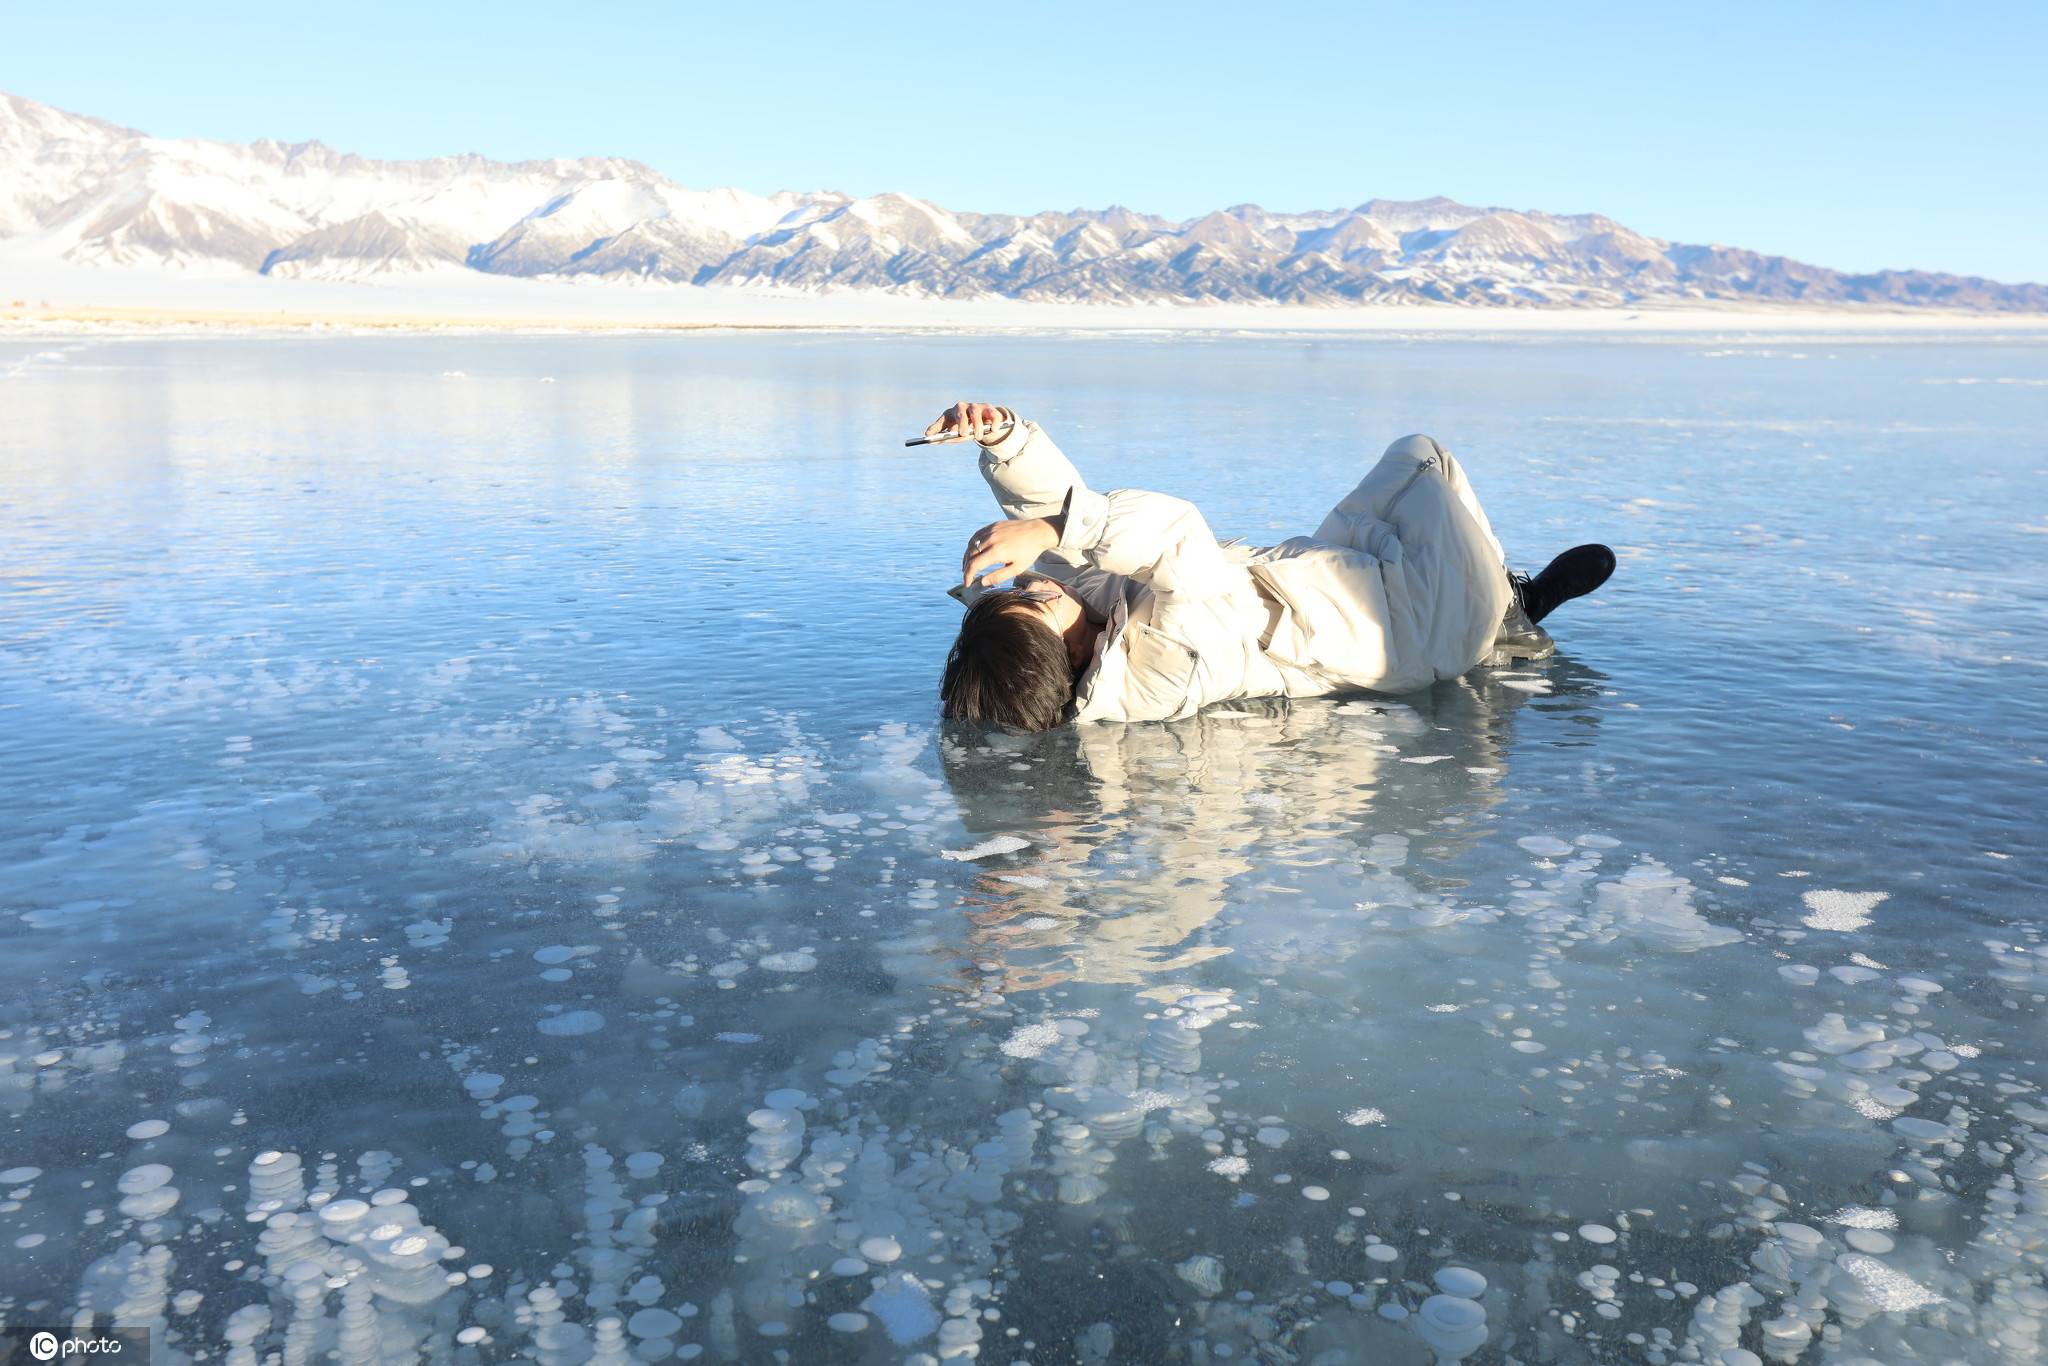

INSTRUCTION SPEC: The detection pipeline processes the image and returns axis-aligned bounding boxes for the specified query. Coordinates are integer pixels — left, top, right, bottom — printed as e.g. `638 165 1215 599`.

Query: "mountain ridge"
3 90 2042 313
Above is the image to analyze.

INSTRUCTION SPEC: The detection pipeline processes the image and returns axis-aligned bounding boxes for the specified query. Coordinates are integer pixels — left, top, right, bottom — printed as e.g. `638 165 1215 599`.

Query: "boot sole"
1484 638 1556 668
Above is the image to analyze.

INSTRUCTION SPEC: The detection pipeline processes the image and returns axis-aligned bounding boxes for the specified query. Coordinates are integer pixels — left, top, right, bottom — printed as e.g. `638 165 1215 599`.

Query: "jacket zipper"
1131 619 1201 661
1378 450 1441 519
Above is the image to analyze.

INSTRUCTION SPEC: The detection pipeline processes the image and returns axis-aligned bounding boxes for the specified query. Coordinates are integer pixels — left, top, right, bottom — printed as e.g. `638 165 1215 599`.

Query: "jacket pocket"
1121 621 1202 721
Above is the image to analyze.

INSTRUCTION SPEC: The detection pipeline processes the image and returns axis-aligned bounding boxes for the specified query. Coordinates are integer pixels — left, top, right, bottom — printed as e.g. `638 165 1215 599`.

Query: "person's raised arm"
931 402 1239 603
922 401 1089 527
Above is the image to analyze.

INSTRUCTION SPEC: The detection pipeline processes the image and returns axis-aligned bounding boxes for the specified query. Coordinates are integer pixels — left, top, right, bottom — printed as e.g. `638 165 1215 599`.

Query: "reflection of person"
932 669 1592 993
928 401 1615 732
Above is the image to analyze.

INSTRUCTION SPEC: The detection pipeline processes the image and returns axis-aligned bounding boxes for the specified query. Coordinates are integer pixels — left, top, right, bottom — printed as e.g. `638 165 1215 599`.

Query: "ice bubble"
629 1308 682 1338
16 1234 46 1248
1517 836 1575 857
1302 1186 1330 1201
3 1167 44 1183
1803 1014 1885 1055
455 1327 487 1345
1366 1244 1401 1262
539 968 572 982
1417 1295 1489 1362
1596 860 1739 951
1777 965 1820 986
1893 1116 1951 1142
1342 1107 1387 1127
624 1152 664 1178
118 1164 173 1195
224 1306 271 1344
827 1313 869 1332
1207 1156 1250 1178
1578 1223 1618 1244
940 834 1030 861
126 1119 170 1140
119 1184 179 1219
1176 1255 1225 1297
1720 1352 1764 1366
862 1272 940 1345
537 1010 605 1036
1800 889 1888 932
533 945 576 964
319 1198 371 1226
757 951 817 973
831 1257 869 1276
1378 1303 1408 1320
1254 1126 1290 1148
859 1235 903 1263
762 1088 812 1109
463 1073 504 1096
1435 1267 1487 1297
1775 1222 1824 1254
747 1108 796 1138
1845 1229 1896 1254
1896 975 1943 994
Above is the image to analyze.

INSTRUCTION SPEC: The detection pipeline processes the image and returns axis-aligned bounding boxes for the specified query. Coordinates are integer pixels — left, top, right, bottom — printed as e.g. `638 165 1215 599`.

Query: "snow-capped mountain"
3 90 2042 312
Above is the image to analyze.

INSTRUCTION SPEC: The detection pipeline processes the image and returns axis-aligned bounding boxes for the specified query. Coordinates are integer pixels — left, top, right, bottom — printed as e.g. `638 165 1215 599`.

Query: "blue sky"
7 1 2044 281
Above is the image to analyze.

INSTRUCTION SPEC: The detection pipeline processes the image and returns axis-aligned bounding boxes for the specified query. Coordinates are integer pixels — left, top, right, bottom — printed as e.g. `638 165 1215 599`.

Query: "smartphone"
947 578 1016 606
905 420 1016 448
947 569 1056 606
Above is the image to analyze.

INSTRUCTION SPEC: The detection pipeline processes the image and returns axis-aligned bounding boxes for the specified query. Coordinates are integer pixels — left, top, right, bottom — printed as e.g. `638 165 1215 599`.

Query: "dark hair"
940 589 1075 732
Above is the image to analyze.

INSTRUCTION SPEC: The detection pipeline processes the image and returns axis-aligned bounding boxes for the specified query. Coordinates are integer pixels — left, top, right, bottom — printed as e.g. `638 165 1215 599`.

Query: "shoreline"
4 268 2048 340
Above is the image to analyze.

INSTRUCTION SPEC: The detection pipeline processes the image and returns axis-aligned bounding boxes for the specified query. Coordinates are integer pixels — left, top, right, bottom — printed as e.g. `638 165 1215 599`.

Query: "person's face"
1005 574 1091 672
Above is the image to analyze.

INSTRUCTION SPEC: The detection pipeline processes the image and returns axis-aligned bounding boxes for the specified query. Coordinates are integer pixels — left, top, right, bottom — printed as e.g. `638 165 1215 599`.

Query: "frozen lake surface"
2 331 2045 1363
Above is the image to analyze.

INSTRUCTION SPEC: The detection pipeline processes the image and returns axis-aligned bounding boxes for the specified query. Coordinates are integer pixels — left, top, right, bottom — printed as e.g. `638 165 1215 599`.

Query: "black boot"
1517 544 1617 623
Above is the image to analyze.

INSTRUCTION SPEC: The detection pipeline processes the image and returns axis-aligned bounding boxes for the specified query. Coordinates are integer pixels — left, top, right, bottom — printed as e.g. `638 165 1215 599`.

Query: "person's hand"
963 517 1060 589
924 401 1012 444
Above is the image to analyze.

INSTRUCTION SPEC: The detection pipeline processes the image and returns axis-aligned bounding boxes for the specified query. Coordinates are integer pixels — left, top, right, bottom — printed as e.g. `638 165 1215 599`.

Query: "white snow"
1801 889 1889 932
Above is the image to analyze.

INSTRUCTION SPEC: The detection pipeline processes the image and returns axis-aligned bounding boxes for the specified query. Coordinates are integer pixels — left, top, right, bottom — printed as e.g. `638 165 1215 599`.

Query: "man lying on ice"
930 401 1614 731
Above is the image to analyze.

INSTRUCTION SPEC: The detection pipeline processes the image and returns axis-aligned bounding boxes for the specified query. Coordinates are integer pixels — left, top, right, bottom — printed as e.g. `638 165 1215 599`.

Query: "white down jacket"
974 420 1515 724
